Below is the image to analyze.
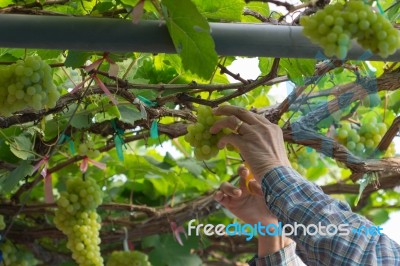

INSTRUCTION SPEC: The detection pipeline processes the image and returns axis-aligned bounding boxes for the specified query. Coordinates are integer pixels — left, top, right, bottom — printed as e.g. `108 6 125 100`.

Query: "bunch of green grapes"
288 145 320 176
0 214 5 230
184 106 229 160
300 1 400 59
78 140 101 159
106 251 152 266
0 56 60 116
0 240 39 266
336 117 395 158
53 176 103 266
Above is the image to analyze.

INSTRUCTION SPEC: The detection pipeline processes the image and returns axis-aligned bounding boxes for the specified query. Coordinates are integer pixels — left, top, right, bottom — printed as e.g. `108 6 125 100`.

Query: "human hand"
213 165 276 226
214 165 293 256
210 105 291 182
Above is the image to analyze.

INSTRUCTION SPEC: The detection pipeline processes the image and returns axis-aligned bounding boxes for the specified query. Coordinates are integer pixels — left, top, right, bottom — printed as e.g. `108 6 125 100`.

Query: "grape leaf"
192 0 244 22
368 209 390 225
9 135 34 160
242 2 270 22
118 105 145 124
71 113 92 129
143 234 202 266
280 58 316 85
0 161 34 193
162 0 218 79
65 51 91 68
119 0 140 6
0 0 13 8
176 158 204 176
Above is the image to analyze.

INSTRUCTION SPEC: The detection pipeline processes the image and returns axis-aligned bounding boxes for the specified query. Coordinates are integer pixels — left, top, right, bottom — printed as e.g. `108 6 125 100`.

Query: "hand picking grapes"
184 105 230 160
209 105 400 265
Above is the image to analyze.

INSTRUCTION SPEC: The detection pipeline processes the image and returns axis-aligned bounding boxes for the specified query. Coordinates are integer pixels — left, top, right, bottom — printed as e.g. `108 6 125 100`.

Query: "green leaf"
9 135 34 160
118 105 145 124
176 158 203 176
388 90 400 113
65 51 91 68
71 112 92 129
162 0 218 79
163 152 177 167
143 234 202 266
259 57 274 75
0 161 34 193
36 49 63 60
0 139 19 163
44 118 68 141
368 209 390 225
242 2 270 22
355 176 369 206
119 0 139 6
192 0 245 21
0 0 13 8
280 58 315 85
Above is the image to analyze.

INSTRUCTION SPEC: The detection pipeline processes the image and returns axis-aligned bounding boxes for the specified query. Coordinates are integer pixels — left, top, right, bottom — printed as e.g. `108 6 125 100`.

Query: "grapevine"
53 176 103 266
184 106 230 160
106 250 152 266
0 56 60 116
300 1 400 59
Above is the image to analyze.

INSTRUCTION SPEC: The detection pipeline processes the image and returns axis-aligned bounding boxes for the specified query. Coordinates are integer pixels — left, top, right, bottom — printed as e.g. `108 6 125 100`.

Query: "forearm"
261 166 400 265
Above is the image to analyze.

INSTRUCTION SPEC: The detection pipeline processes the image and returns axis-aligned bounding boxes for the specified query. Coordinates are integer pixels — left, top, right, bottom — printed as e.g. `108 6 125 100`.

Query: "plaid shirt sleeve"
256 166 400 266
248 242 305 266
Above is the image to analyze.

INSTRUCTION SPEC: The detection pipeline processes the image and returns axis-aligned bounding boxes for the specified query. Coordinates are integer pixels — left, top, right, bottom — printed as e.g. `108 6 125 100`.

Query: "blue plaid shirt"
249 167 400 266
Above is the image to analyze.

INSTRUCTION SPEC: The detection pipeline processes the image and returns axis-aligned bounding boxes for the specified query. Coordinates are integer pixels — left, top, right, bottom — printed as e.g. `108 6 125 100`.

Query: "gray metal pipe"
0 14 399 61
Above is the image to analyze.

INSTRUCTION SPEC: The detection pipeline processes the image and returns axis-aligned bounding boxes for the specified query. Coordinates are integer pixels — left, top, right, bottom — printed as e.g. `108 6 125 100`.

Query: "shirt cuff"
247 242 299 266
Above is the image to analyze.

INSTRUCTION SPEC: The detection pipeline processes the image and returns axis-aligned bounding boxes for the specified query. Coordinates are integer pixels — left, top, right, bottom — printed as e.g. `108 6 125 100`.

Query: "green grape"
288 145 320 178
0 240 39 266
77 141 101 159
335 111 396 159
300 1 400 59
0 56 61 116
54 176 103 266
78 143 88 156
184 105 231 160
106 250 152 266
365 139 375 149
337 128 348 139
87 149 100 159
347 141 356 151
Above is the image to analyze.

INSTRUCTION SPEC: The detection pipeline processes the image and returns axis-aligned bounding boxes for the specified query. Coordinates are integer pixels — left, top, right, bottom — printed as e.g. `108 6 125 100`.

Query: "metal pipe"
0 14 399 61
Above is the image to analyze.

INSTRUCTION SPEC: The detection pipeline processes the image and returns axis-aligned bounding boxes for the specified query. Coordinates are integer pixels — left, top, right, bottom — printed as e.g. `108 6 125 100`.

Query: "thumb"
238 165 262 196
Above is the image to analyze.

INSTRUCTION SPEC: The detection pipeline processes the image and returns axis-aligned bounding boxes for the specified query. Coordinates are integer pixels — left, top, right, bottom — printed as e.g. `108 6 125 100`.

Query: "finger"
210 116 250 134
247 180 263 196
238 165 263 196
220 182 242 197
213 105 260 125
253 113 273 125
238 165 249 178
214 191 226 203
217 134 242 149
